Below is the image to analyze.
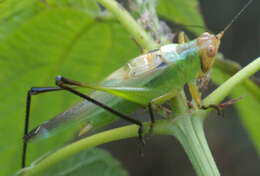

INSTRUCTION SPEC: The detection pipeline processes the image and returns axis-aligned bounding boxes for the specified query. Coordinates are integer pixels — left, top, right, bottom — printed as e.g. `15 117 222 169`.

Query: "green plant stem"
96 0 158 50
203 57 260 106
20 120 173 176
214 55 260 100
170 90 188 115
173 115 219 176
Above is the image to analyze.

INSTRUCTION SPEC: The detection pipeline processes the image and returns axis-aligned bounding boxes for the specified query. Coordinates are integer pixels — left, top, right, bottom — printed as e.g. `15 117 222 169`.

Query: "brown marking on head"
197 32 223 73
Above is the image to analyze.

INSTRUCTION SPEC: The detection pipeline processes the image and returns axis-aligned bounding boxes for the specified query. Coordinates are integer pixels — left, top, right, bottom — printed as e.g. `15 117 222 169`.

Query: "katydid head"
197 32 222 73
197 0 253 73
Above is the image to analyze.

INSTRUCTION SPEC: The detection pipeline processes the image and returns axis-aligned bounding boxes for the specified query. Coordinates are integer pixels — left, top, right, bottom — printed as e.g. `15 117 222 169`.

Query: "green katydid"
22 0 253 168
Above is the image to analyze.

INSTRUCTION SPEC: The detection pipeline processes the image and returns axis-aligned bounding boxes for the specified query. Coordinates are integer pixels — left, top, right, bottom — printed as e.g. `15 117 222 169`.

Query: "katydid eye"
207 45 216 57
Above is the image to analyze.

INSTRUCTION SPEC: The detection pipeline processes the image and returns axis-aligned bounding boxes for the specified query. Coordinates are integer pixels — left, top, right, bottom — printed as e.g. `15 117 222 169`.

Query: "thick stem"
170 90 188 115
96 0 158 50
173 115 220 176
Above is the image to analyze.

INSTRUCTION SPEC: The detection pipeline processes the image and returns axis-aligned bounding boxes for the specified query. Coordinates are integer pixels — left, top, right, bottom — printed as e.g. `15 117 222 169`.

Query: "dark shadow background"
101 0 260 175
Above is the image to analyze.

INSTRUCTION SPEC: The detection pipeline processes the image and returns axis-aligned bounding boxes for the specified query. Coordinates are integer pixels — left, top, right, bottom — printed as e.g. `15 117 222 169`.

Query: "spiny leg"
188 81 218 111
55 76 145 145
188 81 227 116
22 87 63 168
202 97 243 117
188 81 202 109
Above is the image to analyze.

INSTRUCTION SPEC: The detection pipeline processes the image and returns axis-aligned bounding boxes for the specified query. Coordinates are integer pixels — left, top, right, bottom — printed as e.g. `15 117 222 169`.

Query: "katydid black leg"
137 103 155 156
148 103 155 135
55 76 145 144
22 87 63 168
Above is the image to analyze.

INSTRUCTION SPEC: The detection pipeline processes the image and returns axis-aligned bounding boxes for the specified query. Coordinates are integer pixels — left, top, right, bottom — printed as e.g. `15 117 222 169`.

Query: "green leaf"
0 0 42 40
0 3 138 176
46 0 100 16
35 148 128 176
211 66 260 154
157 0 206 35
0 0 100 40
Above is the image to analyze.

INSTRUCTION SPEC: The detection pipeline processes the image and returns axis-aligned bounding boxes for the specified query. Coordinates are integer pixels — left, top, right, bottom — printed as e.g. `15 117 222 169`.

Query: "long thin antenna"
217 0 253 39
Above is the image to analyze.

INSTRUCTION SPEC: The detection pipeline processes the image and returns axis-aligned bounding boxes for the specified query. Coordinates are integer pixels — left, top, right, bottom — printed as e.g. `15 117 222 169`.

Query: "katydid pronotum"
21 0 253 168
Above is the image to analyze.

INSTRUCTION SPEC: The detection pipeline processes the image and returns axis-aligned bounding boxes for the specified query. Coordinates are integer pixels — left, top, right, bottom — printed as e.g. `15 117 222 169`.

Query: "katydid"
22 0 253 168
